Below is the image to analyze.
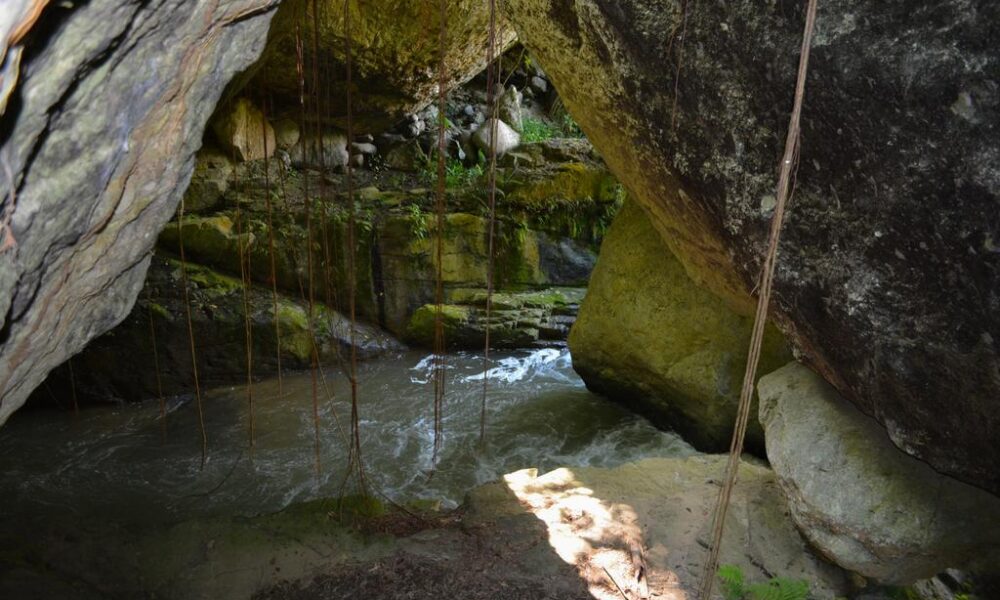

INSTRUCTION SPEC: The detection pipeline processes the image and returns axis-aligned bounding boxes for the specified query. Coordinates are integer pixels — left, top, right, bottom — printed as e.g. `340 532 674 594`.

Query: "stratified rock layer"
569 201 790 452
507 0 1000 493
758 362 1000 584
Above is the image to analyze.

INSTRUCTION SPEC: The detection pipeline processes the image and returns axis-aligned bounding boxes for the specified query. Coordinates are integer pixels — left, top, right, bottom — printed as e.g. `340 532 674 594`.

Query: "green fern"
719 564 746 600
717 565 809 600
746 578 809 600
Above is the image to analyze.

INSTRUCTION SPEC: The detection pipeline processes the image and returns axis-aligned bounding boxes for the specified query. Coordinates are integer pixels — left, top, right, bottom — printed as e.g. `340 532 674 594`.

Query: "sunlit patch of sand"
505 467 688 600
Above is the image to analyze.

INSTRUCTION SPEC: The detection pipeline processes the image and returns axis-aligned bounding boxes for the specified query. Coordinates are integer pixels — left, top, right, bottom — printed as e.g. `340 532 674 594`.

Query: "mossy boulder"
183 147 234 214
378 211 548 335
568 201 791 452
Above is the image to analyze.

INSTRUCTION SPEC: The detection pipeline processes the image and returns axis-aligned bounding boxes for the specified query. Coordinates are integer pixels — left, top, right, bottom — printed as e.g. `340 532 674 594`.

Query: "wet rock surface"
507 0 1000 494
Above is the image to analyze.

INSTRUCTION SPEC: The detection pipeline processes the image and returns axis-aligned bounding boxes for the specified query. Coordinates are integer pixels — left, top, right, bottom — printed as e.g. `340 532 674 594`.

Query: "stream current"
0 348 694 525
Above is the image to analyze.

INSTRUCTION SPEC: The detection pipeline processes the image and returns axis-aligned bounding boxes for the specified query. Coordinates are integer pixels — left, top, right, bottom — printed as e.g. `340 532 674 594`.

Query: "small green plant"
419 154 484 188
718 565 810 600
559 112 585 138
446 159 484 188
406 203 429 240
520 117 561 143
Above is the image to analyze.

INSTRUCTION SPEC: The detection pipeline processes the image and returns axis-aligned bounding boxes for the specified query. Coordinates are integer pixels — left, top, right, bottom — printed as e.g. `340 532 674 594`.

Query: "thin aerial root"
343 0 368 496
479 0 502 448
147 286 167 442
431 0 448 462
295 19 323 477
178 196 209 469
262 92 284 397
232 143 256 454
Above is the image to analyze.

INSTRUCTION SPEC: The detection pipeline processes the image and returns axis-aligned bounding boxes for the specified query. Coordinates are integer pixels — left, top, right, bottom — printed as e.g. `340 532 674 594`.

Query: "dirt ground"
253 552 592 600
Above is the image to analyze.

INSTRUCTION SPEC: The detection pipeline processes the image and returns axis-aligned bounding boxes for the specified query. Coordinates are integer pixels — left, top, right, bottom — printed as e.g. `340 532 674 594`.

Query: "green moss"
405 304 471 345
175 261 242 294
569 200 793 452
148 302 171 320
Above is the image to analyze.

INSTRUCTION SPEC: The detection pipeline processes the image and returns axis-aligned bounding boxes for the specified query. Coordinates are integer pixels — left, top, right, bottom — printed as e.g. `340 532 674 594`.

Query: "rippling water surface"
0 348 694 525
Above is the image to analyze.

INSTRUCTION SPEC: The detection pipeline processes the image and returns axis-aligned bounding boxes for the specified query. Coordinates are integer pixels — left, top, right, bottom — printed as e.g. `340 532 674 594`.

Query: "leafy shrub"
406 203 429 240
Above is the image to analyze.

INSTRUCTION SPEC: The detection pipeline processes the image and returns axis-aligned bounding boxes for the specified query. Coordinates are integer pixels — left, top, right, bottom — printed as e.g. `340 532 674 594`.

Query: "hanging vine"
261 92 284 398
430 0 448 462
295 17 323 476
479 0 502 447
340 0 368 496
230 126 256 453
177 194 208 469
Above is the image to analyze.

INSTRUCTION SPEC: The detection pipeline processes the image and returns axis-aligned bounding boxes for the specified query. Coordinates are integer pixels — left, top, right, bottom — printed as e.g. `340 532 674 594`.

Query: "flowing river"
0 348 694 526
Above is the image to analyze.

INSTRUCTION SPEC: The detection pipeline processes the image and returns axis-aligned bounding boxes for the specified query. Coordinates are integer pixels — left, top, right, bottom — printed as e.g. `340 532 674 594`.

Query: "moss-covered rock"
182 147 234 214
568 201 791 452
507 0 1000 494
34 256 403 404
404 287 585 349
248 0 518 131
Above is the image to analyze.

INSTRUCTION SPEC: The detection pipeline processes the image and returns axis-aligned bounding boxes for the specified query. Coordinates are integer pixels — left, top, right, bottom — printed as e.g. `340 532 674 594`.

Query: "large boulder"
472 118 521 156
0 0 281 425
569 201 791 452
248 0 518 131
758 362 1000 584
507 0 1000 493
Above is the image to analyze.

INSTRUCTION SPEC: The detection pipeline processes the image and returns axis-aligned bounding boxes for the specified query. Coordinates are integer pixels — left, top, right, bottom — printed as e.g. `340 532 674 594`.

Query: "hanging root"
295 18 324 477
147 286 167 442
698 1 819 598
430 0 449 462
262 92 284 397
339 0 368 497
177 195 209 469
231 138 256 454
479 0 502 447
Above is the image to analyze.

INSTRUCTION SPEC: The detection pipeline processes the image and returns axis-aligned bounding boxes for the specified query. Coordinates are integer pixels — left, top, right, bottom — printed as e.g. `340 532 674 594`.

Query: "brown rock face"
210 98 276 162
506 0 1000 493
0 0 281 425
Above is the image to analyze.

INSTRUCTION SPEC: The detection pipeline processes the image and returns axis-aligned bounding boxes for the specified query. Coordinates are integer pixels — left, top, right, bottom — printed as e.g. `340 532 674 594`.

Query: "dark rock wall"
0 0 281 424
507 0 1000 493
